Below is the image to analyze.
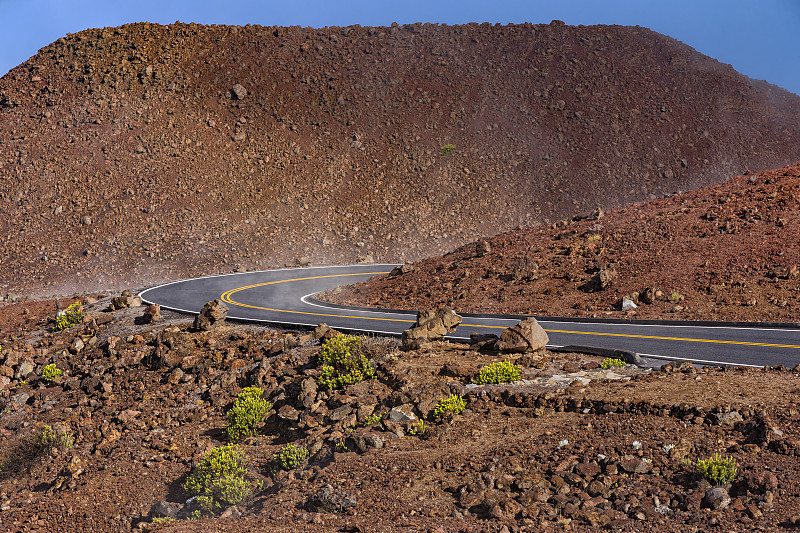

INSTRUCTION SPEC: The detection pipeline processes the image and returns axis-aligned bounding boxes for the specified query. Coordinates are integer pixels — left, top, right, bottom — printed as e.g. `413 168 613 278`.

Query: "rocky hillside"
325 162 800 322
2 21 800 296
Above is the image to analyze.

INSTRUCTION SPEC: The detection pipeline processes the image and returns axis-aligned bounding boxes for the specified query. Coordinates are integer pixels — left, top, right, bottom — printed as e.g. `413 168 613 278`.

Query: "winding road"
139 264 800 369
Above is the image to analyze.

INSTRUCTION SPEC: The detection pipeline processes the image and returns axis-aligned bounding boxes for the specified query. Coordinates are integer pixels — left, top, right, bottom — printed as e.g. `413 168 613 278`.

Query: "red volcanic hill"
1 21 799 295
325 162 800 323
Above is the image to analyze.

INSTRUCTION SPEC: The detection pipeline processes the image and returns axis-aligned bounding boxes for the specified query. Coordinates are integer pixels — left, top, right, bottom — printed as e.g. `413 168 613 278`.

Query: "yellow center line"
220 273 800 350
543 329 800 350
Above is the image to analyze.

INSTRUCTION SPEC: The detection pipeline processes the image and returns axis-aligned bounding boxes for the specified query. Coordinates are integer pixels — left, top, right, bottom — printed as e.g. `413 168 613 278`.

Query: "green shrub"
316 335 375 390
433 395 466 418
669 290 684 303
275 444 309 470
696 454 737 485
440 143 455 155
41 364 62 383
408 419 426 436
226 387 272 442
184 445 254 517
601 358 626 370
474 361 521 384
54 301 83 332
363 412 384 426
35 424 73 451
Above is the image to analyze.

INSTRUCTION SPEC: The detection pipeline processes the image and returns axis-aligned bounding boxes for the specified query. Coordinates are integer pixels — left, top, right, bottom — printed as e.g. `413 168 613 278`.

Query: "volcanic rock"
704 486 731 509
110 290 143 310
305 484 357 513
582 268 617 292
401 308 462 349
231 83 247 100
142 304 160 324
192 299 229 331
389 263 414 277
495 318 549 353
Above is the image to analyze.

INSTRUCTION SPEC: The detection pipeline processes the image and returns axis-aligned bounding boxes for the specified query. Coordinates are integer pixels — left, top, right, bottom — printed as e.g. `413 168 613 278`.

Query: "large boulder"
401 308 462 349
193 299 229 331
495 318 549 353
110 289 143 310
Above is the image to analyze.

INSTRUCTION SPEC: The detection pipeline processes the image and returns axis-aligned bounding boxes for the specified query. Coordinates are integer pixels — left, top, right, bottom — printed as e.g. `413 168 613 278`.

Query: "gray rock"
704 486 731 509
345 432 385 453
14 359 34 379
68 337 84 355
496 318 549 353
231 83 247 100
713 411 743 426
621 297 638 311
401 308 462 349
149 500 185 520
305 484 357 513
387 407 416 424
193 299 229 331
9 392 30 409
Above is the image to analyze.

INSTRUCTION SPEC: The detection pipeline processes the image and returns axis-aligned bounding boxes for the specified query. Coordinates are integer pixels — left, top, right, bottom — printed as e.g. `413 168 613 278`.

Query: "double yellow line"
220 272 800 350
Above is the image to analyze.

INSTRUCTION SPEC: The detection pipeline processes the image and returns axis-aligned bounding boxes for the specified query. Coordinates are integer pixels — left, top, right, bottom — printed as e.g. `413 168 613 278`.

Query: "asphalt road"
139 264 800 369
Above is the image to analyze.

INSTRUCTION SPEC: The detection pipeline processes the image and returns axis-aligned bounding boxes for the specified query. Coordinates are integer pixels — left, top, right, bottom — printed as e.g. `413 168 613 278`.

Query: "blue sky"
1 0 799 96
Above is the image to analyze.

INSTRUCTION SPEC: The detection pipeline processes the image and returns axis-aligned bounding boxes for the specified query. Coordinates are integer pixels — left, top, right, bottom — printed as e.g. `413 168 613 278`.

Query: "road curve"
139 264 800 369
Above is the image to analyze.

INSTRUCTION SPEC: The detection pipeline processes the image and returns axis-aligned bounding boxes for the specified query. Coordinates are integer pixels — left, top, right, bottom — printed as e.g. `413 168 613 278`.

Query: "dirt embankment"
1 21 800 296
325 162 800 322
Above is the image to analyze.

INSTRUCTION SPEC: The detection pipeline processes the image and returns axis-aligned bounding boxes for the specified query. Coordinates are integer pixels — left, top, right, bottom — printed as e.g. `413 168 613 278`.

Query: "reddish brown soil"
2 22 800 296
2 298 800 532
325 162 800 322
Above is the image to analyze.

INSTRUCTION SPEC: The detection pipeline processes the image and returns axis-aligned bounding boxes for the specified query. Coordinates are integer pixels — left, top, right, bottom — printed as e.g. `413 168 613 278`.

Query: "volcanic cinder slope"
1 21 800 295
326 162 800 322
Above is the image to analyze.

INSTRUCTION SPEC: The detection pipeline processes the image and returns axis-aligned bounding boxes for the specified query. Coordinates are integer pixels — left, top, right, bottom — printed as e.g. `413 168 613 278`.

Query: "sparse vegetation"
41 363 62 383
275 444 309 470
601 357 626 369
440 143 455 155
474 360 521 384
225 387 272 442
696 454 738 485
669 290 684 303
35 424 73 451
54 301 83 331
363 412 384 426
408 419 426 436
317 334 376 390
184 445 256 518
433 394 466 418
